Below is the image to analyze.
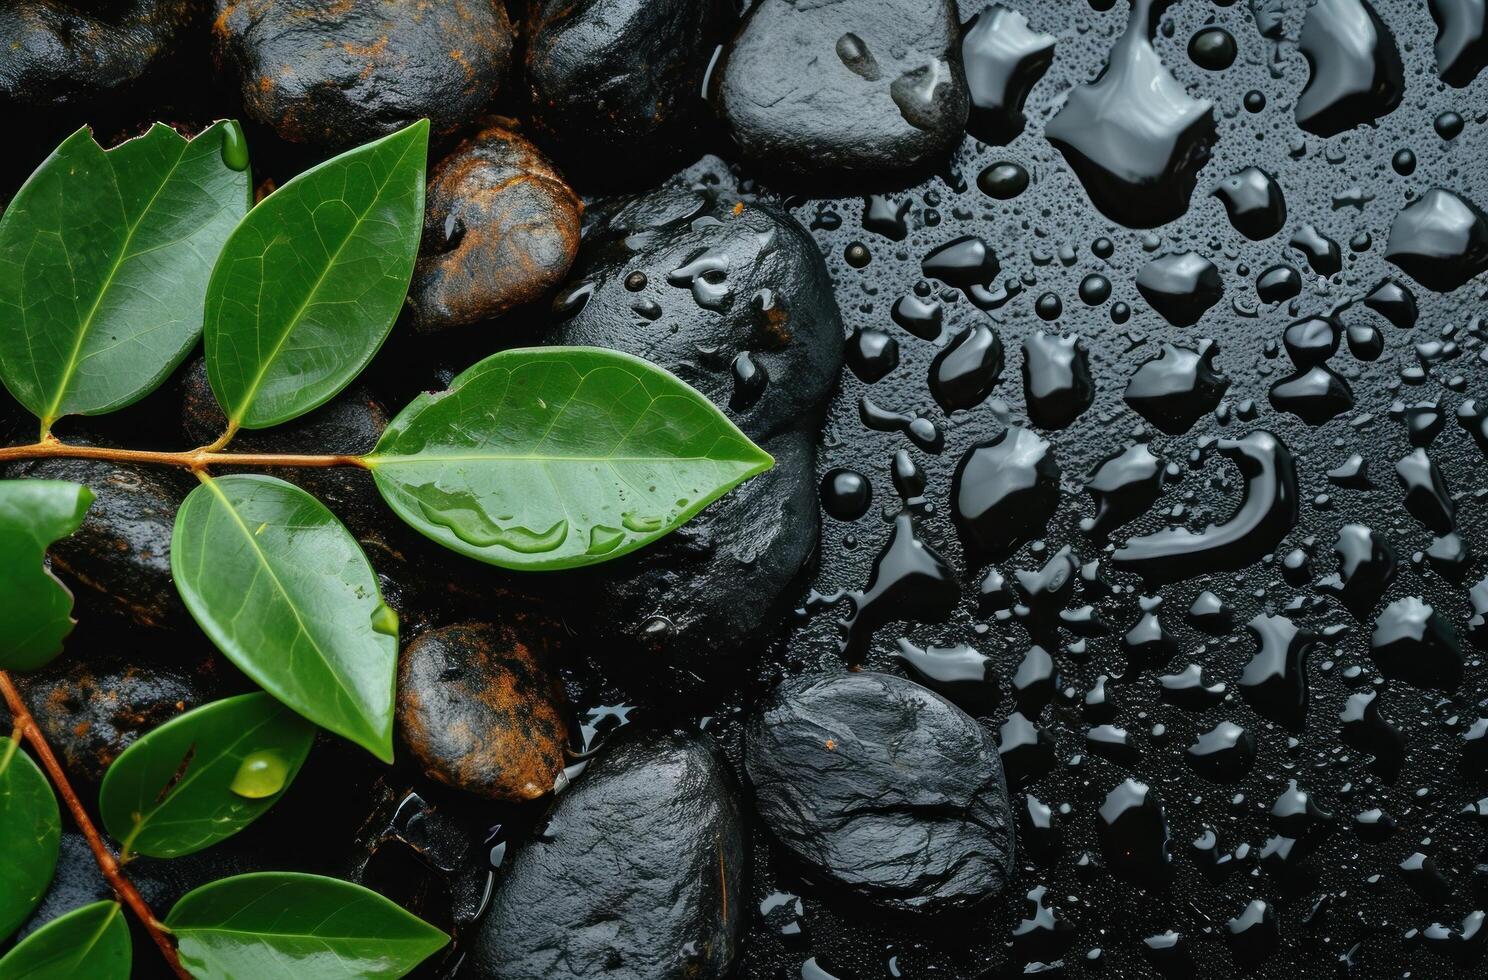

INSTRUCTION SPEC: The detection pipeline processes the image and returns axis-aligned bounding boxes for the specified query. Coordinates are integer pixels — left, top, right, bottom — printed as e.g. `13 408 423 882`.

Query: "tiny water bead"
844 242 871 267
977 161 1029 199
1188 27 1237 70
1244 90 1266 112
1035 291 1063 320
1434 109 1465 140
231 750 290 799
1392 147 1416 174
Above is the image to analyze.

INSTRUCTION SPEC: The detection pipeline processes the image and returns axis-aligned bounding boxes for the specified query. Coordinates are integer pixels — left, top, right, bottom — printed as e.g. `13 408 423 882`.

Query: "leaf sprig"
0 118 771 977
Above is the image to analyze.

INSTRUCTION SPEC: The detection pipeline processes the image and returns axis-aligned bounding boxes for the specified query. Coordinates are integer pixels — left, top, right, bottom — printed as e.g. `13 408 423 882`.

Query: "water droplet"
219 120 249 172
370 602 398 637
231 750 289 799
1189 27 1237 70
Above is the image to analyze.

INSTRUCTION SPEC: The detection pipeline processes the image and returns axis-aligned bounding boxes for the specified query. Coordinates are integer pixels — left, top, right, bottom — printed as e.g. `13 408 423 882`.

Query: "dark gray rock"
745 671 1016 913
470 729 747 980
547 162 844 443
567 426 819 668
4 654 237 785
713 0 968 179
211 0 513 149
0 1 194 111
524 0 735 182
1 450 190 629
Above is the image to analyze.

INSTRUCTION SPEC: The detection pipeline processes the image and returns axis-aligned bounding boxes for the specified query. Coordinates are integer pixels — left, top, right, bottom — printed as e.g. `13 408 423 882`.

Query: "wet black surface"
3 0 1488 978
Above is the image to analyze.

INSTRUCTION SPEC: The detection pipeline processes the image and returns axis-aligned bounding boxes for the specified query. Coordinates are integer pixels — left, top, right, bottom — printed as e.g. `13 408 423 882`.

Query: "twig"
0 440 366 471
0 672 191 980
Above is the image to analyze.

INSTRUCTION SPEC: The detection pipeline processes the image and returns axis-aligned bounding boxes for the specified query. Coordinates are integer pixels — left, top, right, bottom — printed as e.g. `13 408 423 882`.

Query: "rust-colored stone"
410 123 582 331
397 621 570 802
212 0 513 149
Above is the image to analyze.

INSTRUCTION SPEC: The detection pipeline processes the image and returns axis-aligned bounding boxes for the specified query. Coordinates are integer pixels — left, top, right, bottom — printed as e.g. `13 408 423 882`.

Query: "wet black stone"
1295 0 1404 137
6 653 236 785
714 0 969 179
1123 340 1230 435
1384 188 1488 291
1212 167 1286 240
745 672 1015 914
0 0 194 112
548 166 843 444
567 428 819 669
471 729 747 979
2 449 191 630
212 0 514 149
962 4 1055 144
1135 252 1223 327
523 0 735 182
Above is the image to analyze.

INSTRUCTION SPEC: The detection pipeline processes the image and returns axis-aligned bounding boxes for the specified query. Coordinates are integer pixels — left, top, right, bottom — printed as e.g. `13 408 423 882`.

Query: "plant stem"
0 440 367 471
0 672 191 979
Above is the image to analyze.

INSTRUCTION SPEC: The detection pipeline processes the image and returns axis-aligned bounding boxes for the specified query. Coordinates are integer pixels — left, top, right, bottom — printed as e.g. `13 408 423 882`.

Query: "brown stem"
0 440 366 471
0 672 191 980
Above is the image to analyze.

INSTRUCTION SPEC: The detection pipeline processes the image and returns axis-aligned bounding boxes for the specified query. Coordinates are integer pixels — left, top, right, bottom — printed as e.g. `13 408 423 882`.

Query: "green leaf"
170 475 398 761
0 738 60 942
367 346 774 571
99 693 315 861
0 480 94 671
166 872 448 980
0 121 252 430
0 901 130 980
204 119 429 430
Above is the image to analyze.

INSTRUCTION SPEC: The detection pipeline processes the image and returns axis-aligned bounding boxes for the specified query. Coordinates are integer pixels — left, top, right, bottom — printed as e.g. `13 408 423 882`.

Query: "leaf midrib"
42 133 191 426
225 135 419 426
196 479 374 744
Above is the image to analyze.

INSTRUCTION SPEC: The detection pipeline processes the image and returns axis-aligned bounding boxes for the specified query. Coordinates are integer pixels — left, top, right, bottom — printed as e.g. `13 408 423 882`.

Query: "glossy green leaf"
0 480 93 671
0 122 251 430
367 347 774 571
0 901 130 980
0 739 60 942
166 872 448 980
170 475 397 761
204 119 428 430
99 693 315 861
